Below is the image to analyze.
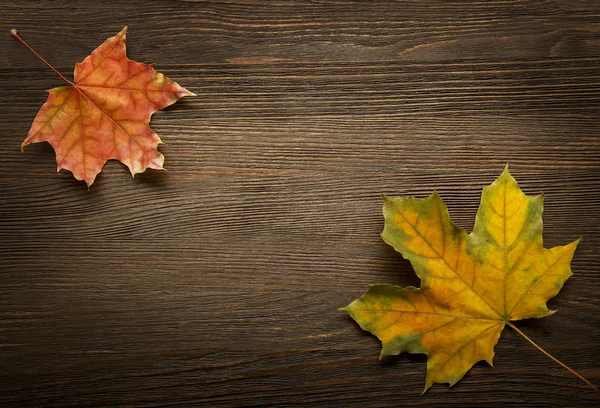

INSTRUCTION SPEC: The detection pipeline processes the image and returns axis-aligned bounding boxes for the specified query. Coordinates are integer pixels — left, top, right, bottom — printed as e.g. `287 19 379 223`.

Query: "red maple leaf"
13 26 195 186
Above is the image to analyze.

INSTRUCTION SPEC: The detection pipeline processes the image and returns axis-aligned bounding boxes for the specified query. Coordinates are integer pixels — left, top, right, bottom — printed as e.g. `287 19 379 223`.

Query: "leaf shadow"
133 168 170 187
509 317 552 336
379 352 427 366
159 95 197 113
87 161 170 191
378 243 421 288
23 141 56 162
23 142 172 190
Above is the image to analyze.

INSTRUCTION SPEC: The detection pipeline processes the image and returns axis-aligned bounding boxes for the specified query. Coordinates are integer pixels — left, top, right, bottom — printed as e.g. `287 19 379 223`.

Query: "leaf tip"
500 163 512 178
381 193 392 202
421 382 432 395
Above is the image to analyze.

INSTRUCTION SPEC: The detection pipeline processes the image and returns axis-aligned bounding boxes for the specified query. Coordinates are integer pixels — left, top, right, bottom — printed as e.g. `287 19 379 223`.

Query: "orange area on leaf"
19 27 194 186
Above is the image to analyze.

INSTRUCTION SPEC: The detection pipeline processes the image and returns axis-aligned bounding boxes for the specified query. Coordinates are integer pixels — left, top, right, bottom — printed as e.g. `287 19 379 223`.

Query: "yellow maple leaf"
341 166 595 392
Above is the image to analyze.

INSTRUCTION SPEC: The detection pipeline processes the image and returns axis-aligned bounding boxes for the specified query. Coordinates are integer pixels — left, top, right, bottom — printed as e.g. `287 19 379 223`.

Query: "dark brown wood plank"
1 1 599 406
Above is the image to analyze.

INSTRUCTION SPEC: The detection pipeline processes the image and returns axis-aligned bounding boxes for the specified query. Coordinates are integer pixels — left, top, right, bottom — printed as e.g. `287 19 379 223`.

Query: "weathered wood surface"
1 1 599 406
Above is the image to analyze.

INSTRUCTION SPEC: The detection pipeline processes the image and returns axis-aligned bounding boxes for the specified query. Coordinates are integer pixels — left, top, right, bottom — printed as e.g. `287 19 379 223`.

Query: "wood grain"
1 1 599 406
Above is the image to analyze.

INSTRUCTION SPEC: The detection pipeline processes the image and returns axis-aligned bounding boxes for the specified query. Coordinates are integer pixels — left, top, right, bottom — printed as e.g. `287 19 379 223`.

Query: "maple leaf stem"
507 322 597 391
11 29 75 86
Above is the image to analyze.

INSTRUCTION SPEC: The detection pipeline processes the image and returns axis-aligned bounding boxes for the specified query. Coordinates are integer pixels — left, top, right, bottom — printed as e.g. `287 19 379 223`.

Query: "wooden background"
1 1 599 406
